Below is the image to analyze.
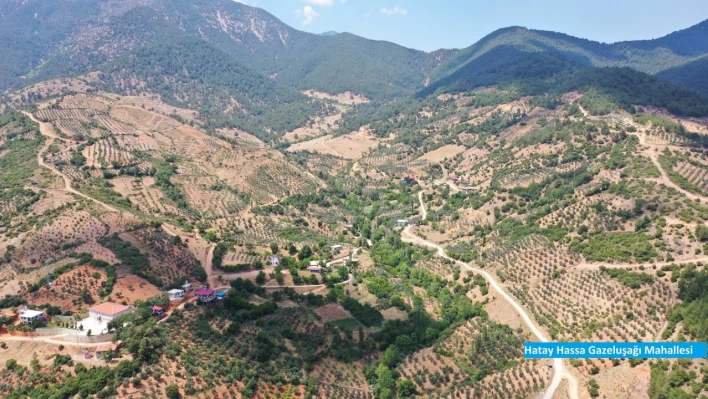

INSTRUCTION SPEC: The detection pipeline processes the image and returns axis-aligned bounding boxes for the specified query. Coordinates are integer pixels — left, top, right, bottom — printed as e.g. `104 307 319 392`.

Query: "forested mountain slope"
0 0 454 100
433 20 708 95
420 46 708 117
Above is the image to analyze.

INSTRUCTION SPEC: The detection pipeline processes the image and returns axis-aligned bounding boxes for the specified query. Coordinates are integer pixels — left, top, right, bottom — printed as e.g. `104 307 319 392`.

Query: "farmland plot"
676 161 708 192
510 269 674 344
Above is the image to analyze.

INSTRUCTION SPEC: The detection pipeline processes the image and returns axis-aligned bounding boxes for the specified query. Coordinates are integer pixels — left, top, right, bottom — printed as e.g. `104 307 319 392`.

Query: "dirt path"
573 256 708 270
0 335 111 347
23 111 119 213
634 132 708 205
404 190 579 399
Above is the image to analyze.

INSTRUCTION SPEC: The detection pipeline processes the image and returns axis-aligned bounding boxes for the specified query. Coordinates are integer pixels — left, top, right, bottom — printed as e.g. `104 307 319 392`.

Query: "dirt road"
403 189 579 399
634 132 708 205
23 111 119 213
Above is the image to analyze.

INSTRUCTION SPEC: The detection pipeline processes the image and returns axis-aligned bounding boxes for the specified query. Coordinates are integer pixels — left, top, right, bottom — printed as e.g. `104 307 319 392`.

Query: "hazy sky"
242 0 708 51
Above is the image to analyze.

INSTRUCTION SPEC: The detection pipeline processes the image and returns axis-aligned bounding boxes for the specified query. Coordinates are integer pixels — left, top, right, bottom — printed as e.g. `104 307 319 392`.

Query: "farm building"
19 307 45 325
396 219 409 227
195 288 216 303
95 343 120 359
182 280 192 292
89 302 131 323
330 244 343 254
152 306 164 318
168 289 185 300
308 266 321 273
271 255 281 267
309 260 321 268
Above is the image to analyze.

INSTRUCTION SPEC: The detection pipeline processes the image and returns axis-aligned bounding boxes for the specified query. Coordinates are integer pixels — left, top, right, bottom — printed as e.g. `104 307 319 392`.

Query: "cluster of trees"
571 232 658 262
663 267 708 341
599 266 654 289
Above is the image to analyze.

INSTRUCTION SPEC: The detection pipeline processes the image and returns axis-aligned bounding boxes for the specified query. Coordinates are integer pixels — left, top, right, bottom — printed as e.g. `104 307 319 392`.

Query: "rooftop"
168 289 184 294
195 289 215 296
89 302 130 316
20 309 44 318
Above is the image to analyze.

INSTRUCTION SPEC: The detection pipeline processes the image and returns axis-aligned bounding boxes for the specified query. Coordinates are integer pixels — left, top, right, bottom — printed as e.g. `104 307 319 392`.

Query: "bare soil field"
112 275 162 303
417 144 466 163
302 90 369 105
313 303 352 322
287 128 384 160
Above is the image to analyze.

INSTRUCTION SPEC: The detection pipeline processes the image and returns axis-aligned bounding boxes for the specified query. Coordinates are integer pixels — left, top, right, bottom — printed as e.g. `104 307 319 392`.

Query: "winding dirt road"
23 111 119 213
403 190 579 399
634 132 708 205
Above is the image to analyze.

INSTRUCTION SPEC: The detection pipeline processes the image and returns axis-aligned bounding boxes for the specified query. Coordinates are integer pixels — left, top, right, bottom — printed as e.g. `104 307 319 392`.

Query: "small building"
95 343 120 359
152 306 164 318
308 266 321 273
344 223 354 229
271 255 281 268
330 244 343 254
215 292 226 300
396 219 409 227
182 280 192 292
19 307 45 325
168 289 185 301
89 302 131 323
195 288 216 303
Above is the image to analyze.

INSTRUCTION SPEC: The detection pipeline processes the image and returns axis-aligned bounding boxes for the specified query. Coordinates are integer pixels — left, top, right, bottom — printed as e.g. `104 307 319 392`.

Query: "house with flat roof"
89 302 131 323
330 244 343 254
308 265 321 273
396 219 408 226
168 289 185 300
271 255 281 267
195 288 216 303
19 307 45 325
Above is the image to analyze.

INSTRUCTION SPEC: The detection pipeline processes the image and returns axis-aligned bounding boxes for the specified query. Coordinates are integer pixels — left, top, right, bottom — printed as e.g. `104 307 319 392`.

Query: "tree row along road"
402 190 579 399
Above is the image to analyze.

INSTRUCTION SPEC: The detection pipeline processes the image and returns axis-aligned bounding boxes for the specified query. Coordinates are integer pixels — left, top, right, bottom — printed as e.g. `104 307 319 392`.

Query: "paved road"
403 189 579 399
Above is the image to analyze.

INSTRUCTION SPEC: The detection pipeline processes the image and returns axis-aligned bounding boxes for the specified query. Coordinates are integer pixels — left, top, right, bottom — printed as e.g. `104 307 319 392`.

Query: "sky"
240 0 708 52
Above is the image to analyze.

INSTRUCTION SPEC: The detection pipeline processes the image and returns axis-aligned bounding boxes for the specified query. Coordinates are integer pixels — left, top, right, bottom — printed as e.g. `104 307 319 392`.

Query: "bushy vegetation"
571 232 658 262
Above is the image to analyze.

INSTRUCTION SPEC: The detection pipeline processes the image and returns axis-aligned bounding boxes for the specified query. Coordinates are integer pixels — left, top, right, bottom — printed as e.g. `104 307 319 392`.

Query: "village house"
308 265 321 273
396 219 409 227
168 288 185 301
89 302 131 323
152 306 164 318
195 288 216 303
182 280 192 292
271 255 281 267
95 342 121 360
309 260 321 268
19 307 45 325
330 244 343 255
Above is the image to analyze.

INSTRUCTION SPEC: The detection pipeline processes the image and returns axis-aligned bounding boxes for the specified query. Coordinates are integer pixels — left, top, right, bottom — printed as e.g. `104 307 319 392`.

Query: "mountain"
0 0 455 100
433 20 708 95
420 45 708 117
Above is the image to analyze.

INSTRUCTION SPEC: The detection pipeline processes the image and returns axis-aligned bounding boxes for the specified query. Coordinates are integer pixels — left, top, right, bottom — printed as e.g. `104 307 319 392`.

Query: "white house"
309 260 321 267
271 255 281 267
19 307 45 325
330 245 343 254
182 280 192 292
396 219 408 227
168 289 185 301
89 302 131 323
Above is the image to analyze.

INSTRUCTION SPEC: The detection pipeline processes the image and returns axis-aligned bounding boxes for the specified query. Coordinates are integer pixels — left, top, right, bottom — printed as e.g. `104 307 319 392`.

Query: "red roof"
195 289 215 296
89 302 130 316
152 306 163 311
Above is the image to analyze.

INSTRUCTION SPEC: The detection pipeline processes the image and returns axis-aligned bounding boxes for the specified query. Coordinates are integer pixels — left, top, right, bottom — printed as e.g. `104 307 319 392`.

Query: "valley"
0 1 707 399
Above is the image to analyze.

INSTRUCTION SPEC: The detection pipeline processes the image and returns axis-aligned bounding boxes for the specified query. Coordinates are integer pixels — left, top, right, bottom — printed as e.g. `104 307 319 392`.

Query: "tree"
298 245 312 260
5 359 17 370
396 380 417 398
166 384 180 399
270 242 279 254
256 271 266 285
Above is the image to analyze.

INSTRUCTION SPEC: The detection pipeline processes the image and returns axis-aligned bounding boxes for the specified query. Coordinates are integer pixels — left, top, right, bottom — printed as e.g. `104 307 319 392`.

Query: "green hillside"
421 46 708 117
432 21 708 95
